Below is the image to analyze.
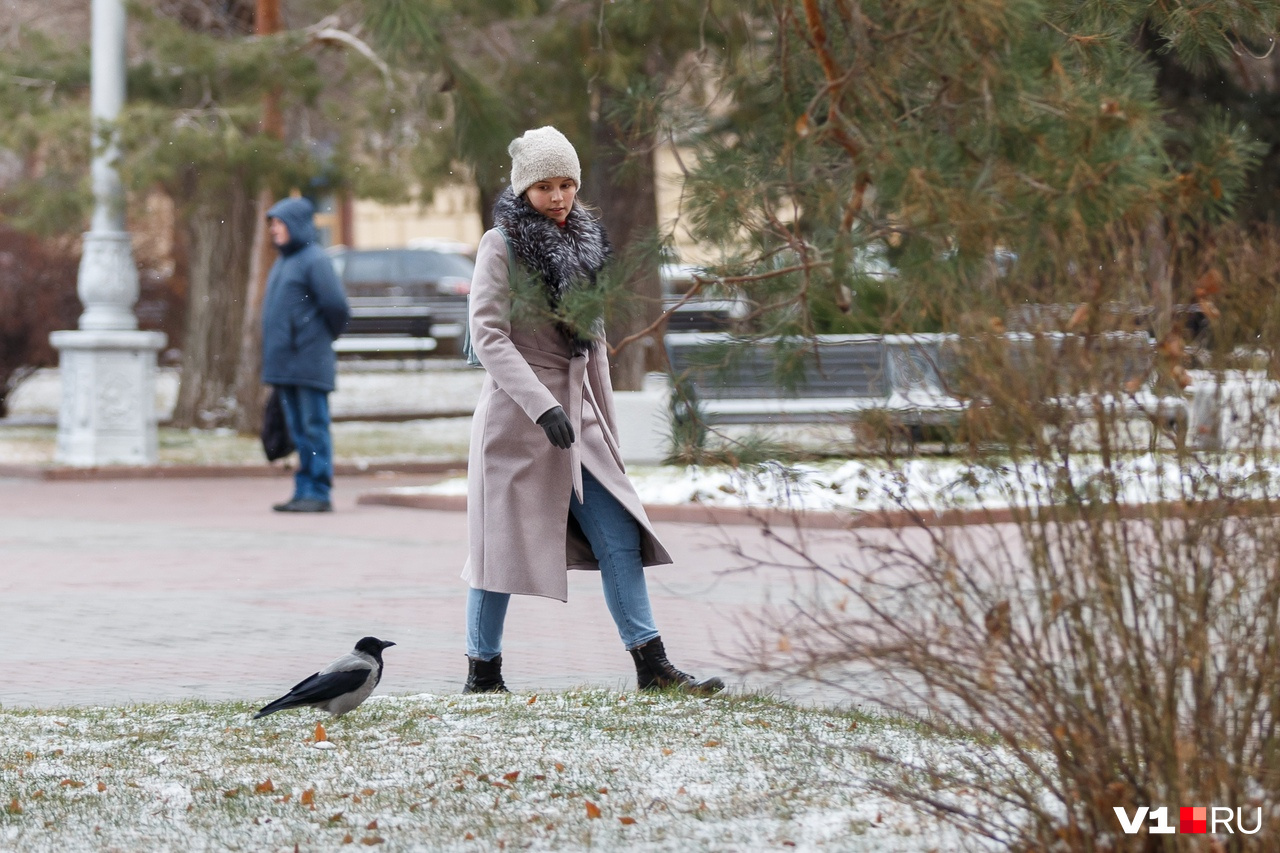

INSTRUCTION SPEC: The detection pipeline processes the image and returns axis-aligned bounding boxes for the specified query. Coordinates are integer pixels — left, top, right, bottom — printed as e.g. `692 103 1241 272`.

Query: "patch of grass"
0 420 473 468
0 690 992 851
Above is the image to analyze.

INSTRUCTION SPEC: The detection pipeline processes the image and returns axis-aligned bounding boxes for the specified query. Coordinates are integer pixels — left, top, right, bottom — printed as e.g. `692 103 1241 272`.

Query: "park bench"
663 332 965 429
998 331 1188 439
332 299 438 356
664 331 1190 446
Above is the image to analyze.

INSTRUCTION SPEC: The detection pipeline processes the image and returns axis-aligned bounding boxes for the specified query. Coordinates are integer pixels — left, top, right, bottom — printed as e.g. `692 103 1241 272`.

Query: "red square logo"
1180 806 1207 834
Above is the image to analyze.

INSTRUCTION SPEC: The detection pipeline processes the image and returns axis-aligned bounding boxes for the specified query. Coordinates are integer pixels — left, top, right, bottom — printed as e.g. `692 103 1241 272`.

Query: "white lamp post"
49 0 166 466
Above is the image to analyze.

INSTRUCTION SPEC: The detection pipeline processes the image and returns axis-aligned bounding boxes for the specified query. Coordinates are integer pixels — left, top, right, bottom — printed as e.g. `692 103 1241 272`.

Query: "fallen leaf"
97 782 107 793
598 786 608 794
361 838 384 846
503 771 520 783
314 722 328 743
619 816 637 825
361 788 376 797
300 788 315 806
703 740 721 748
6 799 20 815
585 800 602 819
60 779 85 789
329 812 345 823
223 788 240 798
255 779 275 794
554 762 565 772
661 748 673 755
342 835 353 845
464 832 475 840
526 694 537 705
352 795 363 804
366 819 379 830
677 786 687 795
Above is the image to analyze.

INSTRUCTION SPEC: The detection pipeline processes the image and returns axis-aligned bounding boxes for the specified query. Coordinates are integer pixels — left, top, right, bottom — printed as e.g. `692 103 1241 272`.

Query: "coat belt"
515 345 589 502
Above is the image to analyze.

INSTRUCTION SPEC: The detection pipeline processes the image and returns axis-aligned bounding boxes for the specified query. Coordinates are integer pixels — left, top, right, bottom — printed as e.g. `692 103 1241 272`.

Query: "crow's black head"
355 636 396 659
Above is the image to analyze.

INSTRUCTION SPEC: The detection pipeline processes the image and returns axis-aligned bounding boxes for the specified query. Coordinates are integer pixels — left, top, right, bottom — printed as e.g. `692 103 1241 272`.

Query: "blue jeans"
466 467 660 659
275 384 334 502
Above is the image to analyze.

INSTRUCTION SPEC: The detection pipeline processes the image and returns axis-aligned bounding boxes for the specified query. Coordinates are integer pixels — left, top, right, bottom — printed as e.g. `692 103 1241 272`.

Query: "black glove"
536 406 575 449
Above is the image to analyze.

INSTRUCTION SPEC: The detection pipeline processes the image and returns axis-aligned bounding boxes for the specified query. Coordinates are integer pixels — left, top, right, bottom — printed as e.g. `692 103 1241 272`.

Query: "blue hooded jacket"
260 197 350 392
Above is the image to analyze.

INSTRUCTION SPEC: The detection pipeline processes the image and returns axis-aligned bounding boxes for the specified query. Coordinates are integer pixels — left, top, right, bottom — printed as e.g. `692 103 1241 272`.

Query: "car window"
402 250 475 282
344 251 399 284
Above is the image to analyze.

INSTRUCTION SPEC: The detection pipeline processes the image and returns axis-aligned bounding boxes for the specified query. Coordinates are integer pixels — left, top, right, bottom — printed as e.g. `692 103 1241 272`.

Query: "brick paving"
0 471 859 710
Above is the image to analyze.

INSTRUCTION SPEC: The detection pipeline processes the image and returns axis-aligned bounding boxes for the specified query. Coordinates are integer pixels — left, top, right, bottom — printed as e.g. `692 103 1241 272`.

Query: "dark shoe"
274 498 332 513
630 637 724 695
464 655 509 694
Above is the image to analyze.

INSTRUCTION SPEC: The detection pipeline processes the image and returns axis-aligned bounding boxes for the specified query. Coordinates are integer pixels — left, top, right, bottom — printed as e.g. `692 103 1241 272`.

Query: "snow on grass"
0 690 1008 852
392 452 1280 515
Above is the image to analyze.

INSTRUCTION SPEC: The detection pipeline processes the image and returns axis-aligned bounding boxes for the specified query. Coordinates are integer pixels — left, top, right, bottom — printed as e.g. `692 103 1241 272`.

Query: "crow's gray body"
254 637 395 719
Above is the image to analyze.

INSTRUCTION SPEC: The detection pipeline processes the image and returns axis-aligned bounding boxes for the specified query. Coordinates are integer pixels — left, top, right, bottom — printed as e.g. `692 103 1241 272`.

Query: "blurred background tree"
679 0 1278 356
2 0 1277 420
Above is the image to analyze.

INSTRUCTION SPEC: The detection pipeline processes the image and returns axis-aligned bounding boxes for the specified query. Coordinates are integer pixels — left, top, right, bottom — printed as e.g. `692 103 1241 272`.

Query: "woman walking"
461 126 722 696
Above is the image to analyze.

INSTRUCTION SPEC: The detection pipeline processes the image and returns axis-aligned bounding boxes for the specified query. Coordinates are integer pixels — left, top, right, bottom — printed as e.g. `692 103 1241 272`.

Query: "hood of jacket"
491 187 611 355
268 197 318 255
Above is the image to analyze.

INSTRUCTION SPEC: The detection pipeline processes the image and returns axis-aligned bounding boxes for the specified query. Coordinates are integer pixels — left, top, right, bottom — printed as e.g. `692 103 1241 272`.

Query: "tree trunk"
478 181 505 231
232 188 276 433
591 89 663 392
232 0 284 434
1145 213 1173 341
171 174 255 428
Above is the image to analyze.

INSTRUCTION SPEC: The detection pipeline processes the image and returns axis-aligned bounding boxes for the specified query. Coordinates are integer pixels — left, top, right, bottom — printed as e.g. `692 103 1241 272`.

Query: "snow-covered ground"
0 691 1014 852
387 452 1280 515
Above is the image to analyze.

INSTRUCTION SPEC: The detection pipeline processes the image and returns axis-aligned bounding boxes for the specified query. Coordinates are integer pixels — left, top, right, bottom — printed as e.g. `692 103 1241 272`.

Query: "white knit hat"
508 126 581 197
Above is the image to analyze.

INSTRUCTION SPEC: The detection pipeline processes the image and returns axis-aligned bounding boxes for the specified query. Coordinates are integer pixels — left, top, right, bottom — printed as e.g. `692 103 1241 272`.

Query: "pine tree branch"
607 264 825 358
305 16 393 90
799 0 862 161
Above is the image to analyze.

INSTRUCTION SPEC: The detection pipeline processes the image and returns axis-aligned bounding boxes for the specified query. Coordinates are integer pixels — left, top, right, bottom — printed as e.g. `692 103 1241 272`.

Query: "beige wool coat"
461 227 673 601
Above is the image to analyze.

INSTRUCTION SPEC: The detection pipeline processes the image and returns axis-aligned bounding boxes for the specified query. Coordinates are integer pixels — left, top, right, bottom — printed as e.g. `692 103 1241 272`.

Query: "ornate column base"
49 329 168 466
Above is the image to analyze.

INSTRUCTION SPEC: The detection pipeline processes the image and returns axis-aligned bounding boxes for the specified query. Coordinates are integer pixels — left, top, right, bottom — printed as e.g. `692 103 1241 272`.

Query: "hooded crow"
254 636 396 719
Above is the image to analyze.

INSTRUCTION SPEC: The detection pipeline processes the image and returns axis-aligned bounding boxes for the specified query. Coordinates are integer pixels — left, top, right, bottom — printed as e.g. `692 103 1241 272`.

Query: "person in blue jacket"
261 196 350 513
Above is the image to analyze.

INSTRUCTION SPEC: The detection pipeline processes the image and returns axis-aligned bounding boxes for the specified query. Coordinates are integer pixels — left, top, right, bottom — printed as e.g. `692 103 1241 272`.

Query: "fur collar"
492 187 611 354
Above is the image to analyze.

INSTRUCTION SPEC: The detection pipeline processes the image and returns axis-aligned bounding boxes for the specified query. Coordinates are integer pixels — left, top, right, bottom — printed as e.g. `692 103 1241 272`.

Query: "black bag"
260 387 295 461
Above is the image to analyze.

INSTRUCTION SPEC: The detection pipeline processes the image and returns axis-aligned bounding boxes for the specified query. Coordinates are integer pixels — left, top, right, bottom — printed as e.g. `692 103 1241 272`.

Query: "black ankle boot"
629 637 724 695
464 655 510 694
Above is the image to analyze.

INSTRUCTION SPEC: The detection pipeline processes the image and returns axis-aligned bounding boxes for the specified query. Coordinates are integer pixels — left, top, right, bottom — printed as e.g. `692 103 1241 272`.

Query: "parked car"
327 246 475 355
661 263 749 333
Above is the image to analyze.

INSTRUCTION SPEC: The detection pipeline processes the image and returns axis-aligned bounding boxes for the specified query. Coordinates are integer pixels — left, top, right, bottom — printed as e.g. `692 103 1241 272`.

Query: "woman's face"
525 177 577 224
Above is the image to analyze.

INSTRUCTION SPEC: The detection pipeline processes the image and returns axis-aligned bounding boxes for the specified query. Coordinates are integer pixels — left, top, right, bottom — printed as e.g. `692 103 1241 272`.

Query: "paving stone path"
0 472 858 710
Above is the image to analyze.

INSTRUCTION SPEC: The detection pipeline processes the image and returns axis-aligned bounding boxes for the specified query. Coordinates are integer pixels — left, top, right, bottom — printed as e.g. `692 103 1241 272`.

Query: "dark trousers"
276 384 333 502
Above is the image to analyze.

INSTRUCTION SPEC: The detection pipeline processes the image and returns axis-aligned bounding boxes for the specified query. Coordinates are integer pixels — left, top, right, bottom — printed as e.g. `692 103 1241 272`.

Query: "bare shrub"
729 227 1280 850
0 227 80 417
